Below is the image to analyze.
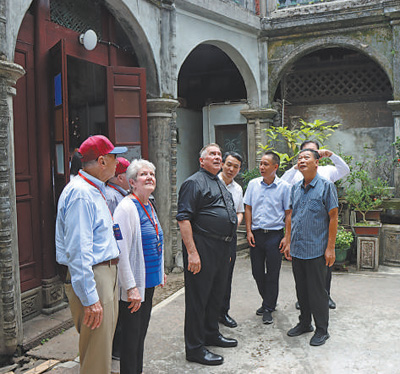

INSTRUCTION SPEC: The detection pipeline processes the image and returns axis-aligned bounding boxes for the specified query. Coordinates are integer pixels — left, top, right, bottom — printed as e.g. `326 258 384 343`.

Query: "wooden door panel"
14 43 42 292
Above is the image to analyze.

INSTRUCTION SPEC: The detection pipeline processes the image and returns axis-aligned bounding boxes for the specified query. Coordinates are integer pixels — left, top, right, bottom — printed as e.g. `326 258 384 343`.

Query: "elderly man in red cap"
56 135 127 374
106 157 130 215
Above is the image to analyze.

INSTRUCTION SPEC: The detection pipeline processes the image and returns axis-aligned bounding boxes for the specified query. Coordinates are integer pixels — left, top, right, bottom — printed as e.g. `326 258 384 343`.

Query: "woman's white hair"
126 159 156 183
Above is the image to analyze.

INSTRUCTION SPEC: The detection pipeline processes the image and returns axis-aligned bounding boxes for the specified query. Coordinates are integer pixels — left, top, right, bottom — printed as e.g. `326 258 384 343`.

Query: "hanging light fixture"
79 30 98 51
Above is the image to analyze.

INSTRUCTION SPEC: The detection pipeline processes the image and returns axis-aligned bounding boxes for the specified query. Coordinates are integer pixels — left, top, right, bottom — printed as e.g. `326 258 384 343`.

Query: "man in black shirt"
177 143 238 366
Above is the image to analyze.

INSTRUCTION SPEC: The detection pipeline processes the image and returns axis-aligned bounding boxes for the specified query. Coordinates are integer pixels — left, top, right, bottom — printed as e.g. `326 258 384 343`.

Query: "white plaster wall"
202 102 249 144
175 8 261 106
176 108 203 190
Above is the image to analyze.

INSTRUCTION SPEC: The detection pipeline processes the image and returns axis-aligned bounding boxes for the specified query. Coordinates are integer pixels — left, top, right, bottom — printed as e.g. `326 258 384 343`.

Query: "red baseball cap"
78 135 127 162
115 157 130 176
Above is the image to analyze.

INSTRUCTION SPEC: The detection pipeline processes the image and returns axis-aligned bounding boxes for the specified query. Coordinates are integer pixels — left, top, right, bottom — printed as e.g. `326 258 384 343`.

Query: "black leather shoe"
295 301 300 310
262 310 273 324
219 313 237 328
205 334 238 348
329 296 336 309
287 323 314 337
186 347 224 366
310 332 330 346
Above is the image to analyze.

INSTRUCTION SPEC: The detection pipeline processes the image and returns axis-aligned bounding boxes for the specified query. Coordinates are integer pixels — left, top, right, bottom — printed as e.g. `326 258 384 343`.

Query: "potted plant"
335 226 354 264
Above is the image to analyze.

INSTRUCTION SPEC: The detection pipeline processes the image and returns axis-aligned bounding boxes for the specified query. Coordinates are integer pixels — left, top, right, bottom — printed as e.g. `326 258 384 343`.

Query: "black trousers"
220 233 237 315
292 256 329 335
183 233 231 354
326 266 332 295
119 287 155 374
249 230 283 312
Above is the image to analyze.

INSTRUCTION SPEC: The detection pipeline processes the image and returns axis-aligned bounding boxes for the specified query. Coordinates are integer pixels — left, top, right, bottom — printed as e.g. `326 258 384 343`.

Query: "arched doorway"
176 43 248 188
273 47 393 174
13 0 149 319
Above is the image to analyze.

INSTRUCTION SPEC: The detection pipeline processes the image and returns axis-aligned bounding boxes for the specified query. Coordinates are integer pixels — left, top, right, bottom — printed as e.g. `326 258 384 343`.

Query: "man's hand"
83 300 103 330
325 247 335 267
318 149 333 158
283 244 292 261
279 237 288 253
188 251 201 274
127 287 142 313
247 231 256 247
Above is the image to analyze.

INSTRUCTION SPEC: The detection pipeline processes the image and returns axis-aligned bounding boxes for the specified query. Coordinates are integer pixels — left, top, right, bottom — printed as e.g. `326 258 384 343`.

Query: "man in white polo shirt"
218 151 244 328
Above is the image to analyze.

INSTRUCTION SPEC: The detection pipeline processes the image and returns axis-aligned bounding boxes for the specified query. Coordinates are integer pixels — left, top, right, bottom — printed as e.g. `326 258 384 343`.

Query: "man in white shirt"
105 157 130 215
281 140 350 310
218 152 244 328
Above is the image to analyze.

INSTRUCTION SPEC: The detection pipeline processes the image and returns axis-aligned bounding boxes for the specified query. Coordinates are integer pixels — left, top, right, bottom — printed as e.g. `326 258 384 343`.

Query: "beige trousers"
65 264 118 374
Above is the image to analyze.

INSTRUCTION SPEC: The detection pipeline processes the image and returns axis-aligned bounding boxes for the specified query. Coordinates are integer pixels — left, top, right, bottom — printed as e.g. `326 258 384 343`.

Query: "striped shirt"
133 199 163 288
290 174 338 259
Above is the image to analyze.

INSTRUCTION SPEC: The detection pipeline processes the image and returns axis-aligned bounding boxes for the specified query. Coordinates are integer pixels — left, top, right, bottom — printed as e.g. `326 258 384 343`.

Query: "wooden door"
13 41 43 292
49 40 70 204
107 66 148 158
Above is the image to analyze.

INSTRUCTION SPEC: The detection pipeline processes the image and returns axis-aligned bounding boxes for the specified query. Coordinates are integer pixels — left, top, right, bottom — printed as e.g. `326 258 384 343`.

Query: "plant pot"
353 223 382 236
355 209 382 222
335 246 350 263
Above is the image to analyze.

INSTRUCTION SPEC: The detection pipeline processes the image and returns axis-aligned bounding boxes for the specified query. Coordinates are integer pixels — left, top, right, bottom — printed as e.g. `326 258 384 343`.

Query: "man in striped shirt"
283 148 338 347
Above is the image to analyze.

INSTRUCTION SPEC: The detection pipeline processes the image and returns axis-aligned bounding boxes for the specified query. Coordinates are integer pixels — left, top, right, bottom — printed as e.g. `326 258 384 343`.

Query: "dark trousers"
292 256 329 335
326 266 332 295
250 230 283 312
119 287 155 374
112 311 122 358
183 233 230 354
221 233 237 315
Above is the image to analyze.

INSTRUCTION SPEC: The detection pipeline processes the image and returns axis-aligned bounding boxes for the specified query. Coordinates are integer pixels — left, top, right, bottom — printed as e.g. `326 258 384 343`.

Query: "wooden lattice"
50 0 103 38
284 65 392 104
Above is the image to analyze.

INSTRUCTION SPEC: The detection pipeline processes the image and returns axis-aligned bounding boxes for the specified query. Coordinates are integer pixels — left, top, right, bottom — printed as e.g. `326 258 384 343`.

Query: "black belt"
253 228 284 234
192 223 233 243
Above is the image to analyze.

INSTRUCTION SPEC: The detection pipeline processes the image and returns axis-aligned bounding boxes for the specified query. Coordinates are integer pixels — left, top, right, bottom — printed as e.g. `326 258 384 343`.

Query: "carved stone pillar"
387 101 400 196
147 98 180 271
240 108 278 169
0 60 25 357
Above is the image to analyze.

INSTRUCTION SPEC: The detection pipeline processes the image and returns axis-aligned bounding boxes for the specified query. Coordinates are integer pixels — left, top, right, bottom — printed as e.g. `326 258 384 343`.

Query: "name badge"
113 224 123 240
157 238 163 254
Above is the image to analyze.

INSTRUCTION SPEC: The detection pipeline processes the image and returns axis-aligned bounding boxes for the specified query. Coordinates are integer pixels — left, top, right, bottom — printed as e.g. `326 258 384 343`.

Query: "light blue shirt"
243 176 291 230
105 182 128 214
290 174 338 259
56 171 119 306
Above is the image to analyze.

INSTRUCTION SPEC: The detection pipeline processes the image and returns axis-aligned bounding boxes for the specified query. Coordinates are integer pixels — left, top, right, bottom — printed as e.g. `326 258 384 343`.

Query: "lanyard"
108 183 126 197
132 193 159 239
78 171 113 219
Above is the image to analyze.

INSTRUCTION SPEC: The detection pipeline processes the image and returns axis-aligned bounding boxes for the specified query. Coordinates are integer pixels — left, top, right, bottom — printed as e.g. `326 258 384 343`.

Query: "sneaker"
310 332 330 346
262 310 273 324
256 306 265 316
287 323 314 337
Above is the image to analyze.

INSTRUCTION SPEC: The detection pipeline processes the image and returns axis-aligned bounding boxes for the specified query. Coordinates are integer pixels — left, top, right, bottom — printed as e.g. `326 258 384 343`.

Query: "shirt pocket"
308 198 323 212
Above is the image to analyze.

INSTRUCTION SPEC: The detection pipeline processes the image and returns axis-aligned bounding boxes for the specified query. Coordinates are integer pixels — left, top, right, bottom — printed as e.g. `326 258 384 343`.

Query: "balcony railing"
277 0 338 9
229 0 260 15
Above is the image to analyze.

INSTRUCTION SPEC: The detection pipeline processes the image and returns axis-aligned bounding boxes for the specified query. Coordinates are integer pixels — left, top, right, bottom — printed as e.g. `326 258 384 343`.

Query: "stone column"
387 101 400 196
147 98 179 271
240 108 278 169
0 60 25 357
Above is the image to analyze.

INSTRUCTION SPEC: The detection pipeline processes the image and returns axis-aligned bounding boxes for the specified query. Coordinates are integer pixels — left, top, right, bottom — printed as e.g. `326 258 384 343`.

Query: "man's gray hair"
199 143 221 158
126 159 156 182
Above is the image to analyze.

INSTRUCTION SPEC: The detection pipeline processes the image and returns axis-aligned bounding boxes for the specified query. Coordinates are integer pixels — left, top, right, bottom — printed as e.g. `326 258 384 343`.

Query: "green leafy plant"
260 119 341 172
335 227 354 250
242 167 260 191
393 136 400 166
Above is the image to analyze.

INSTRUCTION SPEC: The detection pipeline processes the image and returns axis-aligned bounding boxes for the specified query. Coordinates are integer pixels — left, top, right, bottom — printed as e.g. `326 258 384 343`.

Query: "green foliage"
242 167 260 191
260 119 341 172
393 136 400 165
344 152 391 224
335 227 354 250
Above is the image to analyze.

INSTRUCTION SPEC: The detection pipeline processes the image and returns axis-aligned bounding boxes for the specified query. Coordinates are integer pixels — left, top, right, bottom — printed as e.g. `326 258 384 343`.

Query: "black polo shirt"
176 168 235 237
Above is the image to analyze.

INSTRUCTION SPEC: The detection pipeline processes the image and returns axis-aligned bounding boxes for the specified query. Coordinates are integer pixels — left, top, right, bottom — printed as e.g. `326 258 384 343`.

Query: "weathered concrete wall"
176 108 203 190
